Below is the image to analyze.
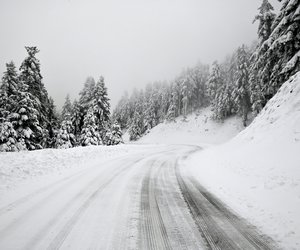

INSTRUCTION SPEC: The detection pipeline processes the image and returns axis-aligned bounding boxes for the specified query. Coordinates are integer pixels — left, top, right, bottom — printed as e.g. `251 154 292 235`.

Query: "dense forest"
0 0 299 150
113 0 300 140
0 48 123 152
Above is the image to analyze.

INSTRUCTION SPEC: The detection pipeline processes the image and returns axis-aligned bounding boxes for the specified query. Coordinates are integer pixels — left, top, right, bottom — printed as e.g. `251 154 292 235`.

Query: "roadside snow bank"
0 144 147 192
187 72 300 249
138 107 244 145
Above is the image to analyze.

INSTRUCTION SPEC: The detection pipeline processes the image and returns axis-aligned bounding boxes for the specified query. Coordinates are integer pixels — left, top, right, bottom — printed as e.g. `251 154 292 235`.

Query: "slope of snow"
187 72 300 249
137 107 245 145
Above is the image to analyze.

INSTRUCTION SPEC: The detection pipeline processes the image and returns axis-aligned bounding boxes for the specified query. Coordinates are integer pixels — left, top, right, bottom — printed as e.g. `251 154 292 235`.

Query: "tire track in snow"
175 157 278 250
45 150 170 250
139 160 172 250
37 158 142 250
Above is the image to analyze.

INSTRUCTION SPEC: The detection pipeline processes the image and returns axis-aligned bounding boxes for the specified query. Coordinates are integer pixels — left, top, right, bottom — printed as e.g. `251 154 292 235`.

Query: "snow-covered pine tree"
0 62 19 120
207 61 225 118
166 96 176 122
80 107 102 146
0 62 28 151
19 46 56 148
128 91 144 141
93 76 110 123
92 76 111 143
250 0 276 113
109 122 123 145
71 100 82 141
9 83 44 150
112 92 130 130
19 47 47 120
269 0 300 90
253 0 276 45
61 94 73 121
252 0 300 105
158 83 170 121
77 77 97 139
79 77 96 113
55 95 76 149
0 121 26 152
143 84 156 131
207 61 223 103
46 97 59 147
214 83 234 121
166 83 178 122
55 120 75 149
232 45 251 127
128 115 142 141
187 63 210 110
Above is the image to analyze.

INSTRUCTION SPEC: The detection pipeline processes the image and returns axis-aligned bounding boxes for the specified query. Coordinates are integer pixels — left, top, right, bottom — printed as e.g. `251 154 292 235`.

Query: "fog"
0 0 281 109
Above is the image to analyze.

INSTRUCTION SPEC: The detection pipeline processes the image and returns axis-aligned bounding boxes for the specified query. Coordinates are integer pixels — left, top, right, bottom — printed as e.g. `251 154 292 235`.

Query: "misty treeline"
113 0 300 141
0 47 123 152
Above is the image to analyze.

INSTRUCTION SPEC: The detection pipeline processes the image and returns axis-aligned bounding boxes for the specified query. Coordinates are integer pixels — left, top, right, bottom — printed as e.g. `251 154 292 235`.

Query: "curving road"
0 145 277 249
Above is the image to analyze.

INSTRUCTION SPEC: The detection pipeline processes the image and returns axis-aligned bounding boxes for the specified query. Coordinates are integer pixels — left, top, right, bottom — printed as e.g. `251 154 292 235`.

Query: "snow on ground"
186 72 300 249
137 107 245 145
0 144 153 193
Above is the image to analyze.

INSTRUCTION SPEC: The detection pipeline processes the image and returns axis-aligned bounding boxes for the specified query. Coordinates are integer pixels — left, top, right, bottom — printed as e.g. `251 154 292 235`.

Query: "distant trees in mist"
113 0 300 140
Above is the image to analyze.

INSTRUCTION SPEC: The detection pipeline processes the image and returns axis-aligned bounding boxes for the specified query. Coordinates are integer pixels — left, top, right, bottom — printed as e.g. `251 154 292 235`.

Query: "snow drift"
187 72 300 249
136 107 245 146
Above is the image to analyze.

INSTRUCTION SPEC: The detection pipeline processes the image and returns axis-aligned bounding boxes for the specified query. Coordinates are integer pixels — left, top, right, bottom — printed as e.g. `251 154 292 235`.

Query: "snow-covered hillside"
186 72 300 249
136 107 245 145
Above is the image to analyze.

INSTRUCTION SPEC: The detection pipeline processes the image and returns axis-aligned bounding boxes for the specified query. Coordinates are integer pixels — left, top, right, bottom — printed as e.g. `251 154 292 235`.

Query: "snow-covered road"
0 145 276 250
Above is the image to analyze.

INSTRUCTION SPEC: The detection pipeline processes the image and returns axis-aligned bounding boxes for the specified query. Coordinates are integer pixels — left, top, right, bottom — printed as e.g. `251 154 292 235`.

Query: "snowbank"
0 144 149 192
187 72 300 249
137 107 245 145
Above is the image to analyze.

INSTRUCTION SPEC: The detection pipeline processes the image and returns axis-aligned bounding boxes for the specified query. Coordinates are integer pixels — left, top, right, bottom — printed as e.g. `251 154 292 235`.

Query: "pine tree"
0 61 41 151
214 83 234 120
46 97 59 148
128 115 142 141
106 122 123 145
252 0 300 106
55 95 76 148
71 100 82 141
93 76 110 124
207 61 223 102
9 84 44 150
0 62 19 120
80 108 102 146
207 61 225 118
19 46 56 148
0 63 20 152
166 96 176 122
232 45 251 126
55 120 75 149
128 96 144 141
93 76 111 142
250 0 276 113
79 77 96 113
19 47 48 119
112 92 130 130
61 94 73 121
0 121 26 152
253 0 276 44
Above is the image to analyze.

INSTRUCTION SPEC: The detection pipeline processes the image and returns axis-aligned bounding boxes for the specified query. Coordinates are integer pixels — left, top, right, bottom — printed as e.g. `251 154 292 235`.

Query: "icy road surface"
0 145 277 250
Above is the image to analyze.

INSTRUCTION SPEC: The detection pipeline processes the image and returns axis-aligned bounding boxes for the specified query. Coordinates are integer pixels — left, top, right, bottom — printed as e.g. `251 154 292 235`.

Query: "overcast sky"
0 0 281 109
